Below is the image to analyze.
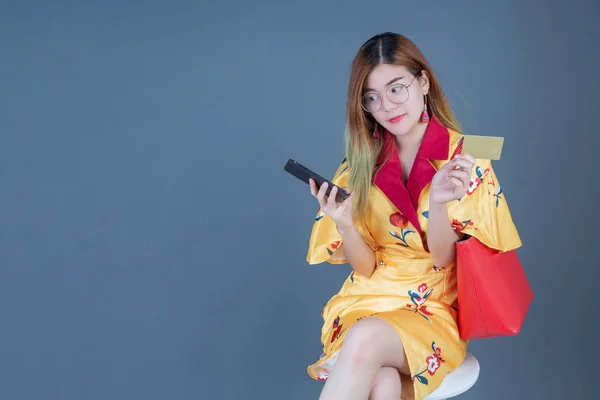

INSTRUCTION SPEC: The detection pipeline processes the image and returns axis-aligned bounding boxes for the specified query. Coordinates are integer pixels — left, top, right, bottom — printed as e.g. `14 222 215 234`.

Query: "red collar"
373 117 450 234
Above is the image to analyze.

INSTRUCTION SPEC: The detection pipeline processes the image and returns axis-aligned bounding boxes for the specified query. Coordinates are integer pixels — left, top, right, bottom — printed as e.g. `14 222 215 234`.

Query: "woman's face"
363 64 429 137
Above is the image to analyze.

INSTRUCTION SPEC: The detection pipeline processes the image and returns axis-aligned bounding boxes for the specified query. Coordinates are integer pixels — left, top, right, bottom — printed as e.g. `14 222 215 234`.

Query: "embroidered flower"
389 213 415 247
331 316 344 342
451 219 475 232
427 342 445 376
492 185 503 207
403 283 435 322
327 241 341 255
426 354 441 375
390 212 408 229
467 166 490 195
412 342 446 385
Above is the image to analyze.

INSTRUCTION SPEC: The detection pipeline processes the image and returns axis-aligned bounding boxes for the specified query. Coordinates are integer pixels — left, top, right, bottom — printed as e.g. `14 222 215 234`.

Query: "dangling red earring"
372 124 380 139
420 95 430 123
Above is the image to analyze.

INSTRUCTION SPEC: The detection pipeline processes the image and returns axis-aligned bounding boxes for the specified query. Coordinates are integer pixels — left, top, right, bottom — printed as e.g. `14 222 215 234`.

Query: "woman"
306 32 521 400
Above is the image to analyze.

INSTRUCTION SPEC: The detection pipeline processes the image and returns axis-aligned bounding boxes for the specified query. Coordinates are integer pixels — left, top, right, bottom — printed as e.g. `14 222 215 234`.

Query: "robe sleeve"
305 159 376 265
447 158 522 252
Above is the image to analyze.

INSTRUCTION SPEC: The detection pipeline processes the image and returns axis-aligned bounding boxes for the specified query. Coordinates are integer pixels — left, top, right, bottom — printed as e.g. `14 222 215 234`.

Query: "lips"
388 114 405 123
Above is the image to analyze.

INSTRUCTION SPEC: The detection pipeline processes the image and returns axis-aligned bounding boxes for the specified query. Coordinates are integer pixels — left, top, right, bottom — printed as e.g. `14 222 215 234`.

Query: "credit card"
461 135 504 160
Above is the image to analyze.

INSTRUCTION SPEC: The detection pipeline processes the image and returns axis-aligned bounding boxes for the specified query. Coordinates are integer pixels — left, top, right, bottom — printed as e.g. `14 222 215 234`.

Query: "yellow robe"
305 118 522 399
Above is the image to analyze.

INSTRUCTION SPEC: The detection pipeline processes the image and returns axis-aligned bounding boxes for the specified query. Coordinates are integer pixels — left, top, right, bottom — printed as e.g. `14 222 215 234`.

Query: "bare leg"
319 317 409 400
368 367 402 400
400 373 415 400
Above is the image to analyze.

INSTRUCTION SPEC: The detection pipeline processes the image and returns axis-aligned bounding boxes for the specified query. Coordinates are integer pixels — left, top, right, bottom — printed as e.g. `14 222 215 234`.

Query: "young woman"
306 32 521 400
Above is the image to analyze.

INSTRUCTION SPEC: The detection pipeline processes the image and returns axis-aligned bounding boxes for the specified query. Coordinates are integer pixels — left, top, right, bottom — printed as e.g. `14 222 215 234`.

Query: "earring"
372 124 380 139
420 95 430 123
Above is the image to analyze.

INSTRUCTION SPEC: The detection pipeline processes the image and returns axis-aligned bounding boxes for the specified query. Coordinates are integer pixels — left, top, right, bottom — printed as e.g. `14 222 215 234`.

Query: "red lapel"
373 117 450 234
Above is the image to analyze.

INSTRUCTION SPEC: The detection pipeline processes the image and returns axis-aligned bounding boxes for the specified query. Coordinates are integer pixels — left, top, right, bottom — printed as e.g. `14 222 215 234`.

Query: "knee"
373 367 401 388
370 367 402 400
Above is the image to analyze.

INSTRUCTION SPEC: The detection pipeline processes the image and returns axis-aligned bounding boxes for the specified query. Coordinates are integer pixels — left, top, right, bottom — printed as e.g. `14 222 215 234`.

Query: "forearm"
427 201 460 268
337 224 376 277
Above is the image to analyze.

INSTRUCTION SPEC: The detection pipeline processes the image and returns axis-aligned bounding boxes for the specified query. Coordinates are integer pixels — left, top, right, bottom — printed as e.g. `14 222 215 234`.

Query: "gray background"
1 0 598 399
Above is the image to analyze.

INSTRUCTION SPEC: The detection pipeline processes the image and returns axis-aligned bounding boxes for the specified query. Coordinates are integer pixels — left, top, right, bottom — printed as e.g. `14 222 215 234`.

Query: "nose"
380 96 398 112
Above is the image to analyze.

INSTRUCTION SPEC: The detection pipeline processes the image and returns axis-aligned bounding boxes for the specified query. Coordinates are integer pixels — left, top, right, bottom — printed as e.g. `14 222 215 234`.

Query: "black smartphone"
284 159 350 203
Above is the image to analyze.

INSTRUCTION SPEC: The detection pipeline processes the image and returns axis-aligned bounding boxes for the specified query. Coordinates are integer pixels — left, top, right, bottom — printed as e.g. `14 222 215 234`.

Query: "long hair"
344 32 462 229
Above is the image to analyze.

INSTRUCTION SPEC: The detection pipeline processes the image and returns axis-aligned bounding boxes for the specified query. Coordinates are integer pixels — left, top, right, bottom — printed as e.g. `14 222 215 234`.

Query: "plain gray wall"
1 0 599 399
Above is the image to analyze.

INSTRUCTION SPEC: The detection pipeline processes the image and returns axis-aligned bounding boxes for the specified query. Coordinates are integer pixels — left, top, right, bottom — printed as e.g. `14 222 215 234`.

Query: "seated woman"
305 32 521 400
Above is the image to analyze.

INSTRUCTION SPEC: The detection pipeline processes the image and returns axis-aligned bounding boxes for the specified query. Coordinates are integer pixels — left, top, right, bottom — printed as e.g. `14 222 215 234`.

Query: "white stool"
423 353 480 400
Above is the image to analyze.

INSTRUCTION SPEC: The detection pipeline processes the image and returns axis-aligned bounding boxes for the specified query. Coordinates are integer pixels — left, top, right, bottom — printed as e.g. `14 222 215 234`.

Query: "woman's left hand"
429 154 476 205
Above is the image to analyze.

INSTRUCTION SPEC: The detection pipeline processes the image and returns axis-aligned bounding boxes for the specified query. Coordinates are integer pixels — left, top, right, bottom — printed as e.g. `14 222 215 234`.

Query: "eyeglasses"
361 74 418 113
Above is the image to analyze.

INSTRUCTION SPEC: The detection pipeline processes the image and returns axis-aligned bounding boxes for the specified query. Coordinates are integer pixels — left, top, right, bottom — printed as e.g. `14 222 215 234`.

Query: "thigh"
344 316 410 375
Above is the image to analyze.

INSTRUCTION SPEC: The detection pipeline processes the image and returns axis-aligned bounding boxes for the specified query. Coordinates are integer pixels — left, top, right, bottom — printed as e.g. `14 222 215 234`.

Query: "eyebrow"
364 76 405 92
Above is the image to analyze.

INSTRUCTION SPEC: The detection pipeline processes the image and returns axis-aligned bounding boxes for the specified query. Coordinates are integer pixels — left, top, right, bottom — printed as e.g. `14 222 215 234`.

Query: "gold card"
462 135 504 160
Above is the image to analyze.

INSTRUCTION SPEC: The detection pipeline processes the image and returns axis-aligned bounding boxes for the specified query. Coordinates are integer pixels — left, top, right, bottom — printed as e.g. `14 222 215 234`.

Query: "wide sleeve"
305 159 376 265
447 158 522 252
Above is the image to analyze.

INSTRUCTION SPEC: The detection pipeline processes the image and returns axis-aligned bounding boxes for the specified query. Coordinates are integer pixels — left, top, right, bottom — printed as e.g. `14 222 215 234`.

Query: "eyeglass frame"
361 73 420 113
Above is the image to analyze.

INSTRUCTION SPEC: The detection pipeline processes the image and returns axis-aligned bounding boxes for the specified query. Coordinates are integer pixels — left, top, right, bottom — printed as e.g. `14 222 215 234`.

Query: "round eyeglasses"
361 74 418 113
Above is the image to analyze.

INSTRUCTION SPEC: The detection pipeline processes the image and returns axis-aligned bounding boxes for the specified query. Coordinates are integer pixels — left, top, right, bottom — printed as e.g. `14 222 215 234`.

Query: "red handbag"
456 236 533 340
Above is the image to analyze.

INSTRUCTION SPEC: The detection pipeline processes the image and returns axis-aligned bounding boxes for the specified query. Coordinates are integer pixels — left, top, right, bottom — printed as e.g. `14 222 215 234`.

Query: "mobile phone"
284 159 350 203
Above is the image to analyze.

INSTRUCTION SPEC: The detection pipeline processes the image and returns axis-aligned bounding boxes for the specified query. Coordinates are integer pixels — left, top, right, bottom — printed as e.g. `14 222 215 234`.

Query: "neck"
394 121 429 154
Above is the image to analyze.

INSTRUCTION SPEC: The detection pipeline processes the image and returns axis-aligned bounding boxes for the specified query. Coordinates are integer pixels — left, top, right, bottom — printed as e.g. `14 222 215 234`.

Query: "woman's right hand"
309 179 354 232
